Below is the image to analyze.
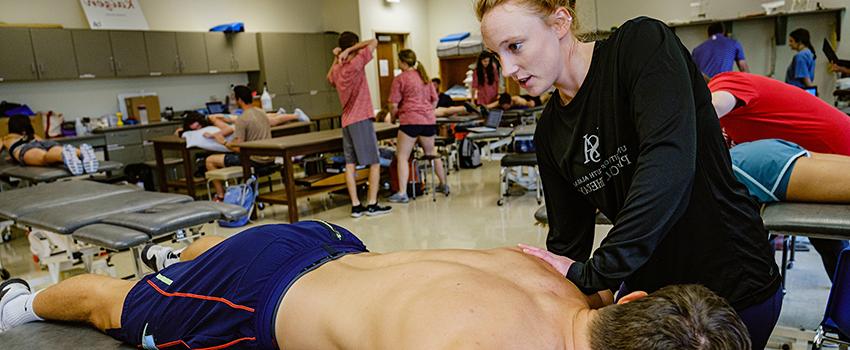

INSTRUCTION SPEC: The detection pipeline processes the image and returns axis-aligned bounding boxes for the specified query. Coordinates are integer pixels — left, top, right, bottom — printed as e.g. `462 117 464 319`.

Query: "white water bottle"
261 83 273 112
75 118 86 136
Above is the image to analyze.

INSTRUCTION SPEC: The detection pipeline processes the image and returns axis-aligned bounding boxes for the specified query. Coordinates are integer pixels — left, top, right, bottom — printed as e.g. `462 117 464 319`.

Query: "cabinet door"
30 29 78 80
110 31 149 77
176 32 208 74
282 34 309 94
290 93 315 117
204 32 233 73
321 33 338 91
0 28 38 81
71 30 114 78
273 93 294 114
232 32 259 71
144 32 179 76
304 33 328 92
325 90 342 116
258 33 290 95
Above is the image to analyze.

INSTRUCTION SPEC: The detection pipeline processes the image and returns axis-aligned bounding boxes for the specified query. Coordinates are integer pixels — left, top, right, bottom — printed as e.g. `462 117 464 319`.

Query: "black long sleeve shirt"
536 17 780 310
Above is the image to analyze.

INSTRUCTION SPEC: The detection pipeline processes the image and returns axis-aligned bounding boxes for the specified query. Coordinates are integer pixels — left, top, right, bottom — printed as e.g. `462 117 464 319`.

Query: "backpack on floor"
460 138 482 168
218 176 257 228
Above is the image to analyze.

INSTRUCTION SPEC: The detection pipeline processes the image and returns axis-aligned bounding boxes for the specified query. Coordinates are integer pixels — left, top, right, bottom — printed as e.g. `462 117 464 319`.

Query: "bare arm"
327 49 340 85
388 103 399 123
711 91 737 118
736 60 750 73
802 77 816 88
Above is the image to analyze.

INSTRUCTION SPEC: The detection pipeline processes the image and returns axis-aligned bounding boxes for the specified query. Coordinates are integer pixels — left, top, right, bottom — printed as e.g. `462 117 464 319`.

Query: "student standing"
786 28 817 94
387 49 449 203
691 22 749 77
327 32 392 218
471 51 501 106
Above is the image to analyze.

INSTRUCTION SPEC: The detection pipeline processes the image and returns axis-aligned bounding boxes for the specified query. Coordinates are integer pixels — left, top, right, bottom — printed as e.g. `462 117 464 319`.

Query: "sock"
1 290 43 330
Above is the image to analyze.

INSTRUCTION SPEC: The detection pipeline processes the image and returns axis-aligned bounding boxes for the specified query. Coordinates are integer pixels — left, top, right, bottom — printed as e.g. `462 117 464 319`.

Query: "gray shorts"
342 119 380 166
16 140 60 163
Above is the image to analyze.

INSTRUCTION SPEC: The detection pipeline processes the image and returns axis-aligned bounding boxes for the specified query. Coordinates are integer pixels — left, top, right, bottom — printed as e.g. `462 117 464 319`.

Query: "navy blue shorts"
399 124 437 138
107 221 368 349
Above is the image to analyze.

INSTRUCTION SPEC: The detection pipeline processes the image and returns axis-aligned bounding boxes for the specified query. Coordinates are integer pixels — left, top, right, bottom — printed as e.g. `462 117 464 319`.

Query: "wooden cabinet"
0 28 38 81
144 32 179 76
204 32 259 73
110 31 149 77
232 32 259 71
176 32 208 74
30 29 78 80
71 30 114 79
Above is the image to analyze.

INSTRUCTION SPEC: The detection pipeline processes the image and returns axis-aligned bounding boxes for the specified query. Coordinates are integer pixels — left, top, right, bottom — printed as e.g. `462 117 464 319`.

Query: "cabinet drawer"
142 125 177 141
105 129 142 146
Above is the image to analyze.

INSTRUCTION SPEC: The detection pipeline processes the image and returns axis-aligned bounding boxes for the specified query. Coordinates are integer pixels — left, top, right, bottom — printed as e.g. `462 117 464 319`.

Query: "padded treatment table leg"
130 246 144 279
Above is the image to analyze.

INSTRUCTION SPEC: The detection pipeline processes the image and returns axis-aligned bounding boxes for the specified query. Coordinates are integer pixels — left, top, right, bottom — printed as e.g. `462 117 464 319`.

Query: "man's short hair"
590 285 751 350
338 31 359 51
233 85 252 105
431 77 441 85
708 23 725 36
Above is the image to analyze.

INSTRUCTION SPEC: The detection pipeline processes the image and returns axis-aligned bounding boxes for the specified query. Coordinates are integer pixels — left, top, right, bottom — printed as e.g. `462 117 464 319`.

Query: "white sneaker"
294 108 310 122
61 145 83 175
0 279 31 332
277 108 287 115
79 143 99 174
140 244 180 272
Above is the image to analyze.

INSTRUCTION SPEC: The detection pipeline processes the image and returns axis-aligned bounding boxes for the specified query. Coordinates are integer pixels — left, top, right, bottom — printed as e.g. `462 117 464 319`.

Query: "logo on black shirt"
583 134 601 164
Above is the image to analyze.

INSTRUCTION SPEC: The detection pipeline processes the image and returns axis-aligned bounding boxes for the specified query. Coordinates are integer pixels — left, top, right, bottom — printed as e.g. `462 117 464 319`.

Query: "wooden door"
31 29 78 80
71 30 113 78
144 32 179 76
0 28 38 81
110 31 149 77
176 32 208 74
375 33 405 110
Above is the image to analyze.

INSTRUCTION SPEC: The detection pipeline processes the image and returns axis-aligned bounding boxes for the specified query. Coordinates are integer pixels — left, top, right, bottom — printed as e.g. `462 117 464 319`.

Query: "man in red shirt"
328 32 391 218
709 72 850 156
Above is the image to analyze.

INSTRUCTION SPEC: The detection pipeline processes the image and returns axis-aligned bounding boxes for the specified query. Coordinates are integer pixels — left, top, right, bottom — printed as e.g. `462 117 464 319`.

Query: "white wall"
357 0 432 108
0 0 333 119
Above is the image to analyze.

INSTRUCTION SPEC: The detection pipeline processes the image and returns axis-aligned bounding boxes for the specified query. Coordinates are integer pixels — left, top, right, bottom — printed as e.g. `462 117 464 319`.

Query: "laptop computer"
468 109 503 133
206 101 226 114
823 39 850 67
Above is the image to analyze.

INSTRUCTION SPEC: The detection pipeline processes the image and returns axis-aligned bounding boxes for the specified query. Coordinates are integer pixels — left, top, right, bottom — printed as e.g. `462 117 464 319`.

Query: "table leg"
154 143 167 193
284 153 298 223
182 148 195 198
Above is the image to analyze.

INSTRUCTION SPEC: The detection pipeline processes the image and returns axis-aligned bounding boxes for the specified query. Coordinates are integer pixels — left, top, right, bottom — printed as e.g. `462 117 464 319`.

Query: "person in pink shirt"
327 32 392 218
472 51 501 106
387 49 449 203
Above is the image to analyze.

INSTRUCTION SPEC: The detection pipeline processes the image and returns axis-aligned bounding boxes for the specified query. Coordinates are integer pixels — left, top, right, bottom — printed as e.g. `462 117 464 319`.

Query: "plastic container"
261 83 273 112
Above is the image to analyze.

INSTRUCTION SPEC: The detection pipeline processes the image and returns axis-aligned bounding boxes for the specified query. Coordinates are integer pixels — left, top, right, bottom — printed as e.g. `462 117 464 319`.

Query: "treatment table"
0 181 246 281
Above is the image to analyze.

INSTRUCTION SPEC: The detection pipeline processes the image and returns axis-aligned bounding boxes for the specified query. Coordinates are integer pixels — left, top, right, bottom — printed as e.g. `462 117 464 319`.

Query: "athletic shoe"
140 243 180 273
463 102 477 114
294 108 311 122
61 145 83 176
366 203 392 216
351 204 367 218
435 184 451 196
79 143 99 174
0 278 31 332
388 192 410 203
277 107 287 115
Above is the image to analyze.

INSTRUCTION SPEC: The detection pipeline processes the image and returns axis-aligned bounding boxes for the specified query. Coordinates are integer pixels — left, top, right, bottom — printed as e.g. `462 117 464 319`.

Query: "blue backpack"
218 176 257 227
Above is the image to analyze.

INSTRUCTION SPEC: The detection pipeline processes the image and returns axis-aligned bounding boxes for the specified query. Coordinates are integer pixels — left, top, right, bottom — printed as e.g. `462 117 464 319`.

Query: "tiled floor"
0 160 831 348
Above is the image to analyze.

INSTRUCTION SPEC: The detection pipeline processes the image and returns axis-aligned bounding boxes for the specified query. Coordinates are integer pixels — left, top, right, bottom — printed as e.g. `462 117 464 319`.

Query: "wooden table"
151 121 312 198
310 113 342 130
238 122 399 222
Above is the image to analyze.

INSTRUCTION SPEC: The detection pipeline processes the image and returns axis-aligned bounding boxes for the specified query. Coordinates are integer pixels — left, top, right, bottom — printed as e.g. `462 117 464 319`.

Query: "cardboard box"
125 95 161 124
0 113 45 138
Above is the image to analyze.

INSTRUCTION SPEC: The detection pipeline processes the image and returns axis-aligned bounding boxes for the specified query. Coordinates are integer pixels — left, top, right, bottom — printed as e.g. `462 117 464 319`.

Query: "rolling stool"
413 154 443 202
205 166 244 200
497 153 541 206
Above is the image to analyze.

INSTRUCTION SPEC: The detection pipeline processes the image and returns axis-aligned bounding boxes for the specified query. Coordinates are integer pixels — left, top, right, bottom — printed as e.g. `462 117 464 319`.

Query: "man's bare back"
276 248 594 350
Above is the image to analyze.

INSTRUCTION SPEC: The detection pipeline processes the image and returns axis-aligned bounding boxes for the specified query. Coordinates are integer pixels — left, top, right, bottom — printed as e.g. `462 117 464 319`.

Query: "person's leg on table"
419 134 448 194
389 130 417 202
20 148 50 166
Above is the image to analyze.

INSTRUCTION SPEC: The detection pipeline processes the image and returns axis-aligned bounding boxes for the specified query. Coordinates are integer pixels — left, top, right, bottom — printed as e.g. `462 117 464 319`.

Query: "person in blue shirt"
786 28 817 94
692 22 749 77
